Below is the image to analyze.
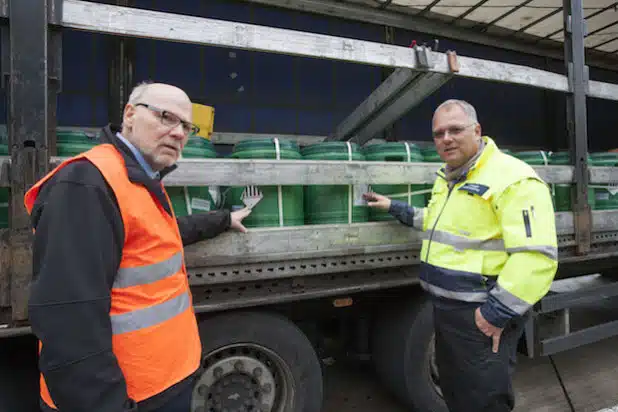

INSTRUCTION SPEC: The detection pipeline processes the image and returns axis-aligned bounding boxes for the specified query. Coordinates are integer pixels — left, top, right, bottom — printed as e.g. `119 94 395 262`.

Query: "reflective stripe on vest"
24 144 201 409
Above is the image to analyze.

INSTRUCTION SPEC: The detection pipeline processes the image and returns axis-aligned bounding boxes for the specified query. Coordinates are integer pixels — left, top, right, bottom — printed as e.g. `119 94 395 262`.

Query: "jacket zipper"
424 182 455 263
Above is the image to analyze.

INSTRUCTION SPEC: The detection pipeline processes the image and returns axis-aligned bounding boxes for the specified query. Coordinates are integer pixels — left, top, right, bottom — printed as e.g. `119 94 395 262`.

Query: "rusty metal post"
5 0 61 323
563 0 591 255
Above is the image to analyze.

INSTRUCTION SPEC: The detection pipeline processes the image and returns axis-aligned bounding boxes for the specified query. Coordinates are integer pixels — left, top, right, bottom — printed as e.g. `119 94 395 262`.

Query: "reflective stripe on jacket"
24 143 201 408
412 136 558 327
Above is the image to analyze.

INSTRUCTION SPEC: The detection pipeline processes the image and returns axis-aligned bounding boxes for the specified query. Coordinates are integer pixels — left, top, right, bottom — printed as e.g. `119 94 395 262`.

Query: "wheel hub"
192 354 276 412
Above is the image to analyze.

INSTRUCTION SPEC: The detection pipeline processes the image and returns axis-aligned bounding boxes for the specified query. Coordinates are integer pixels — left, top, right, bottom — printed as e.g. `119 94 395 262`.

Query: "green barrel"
363 142 425 221
421 146 442 163
513 150 551 166
421 146 442 205
56 130 98 156
549 152 595 211
167 136 220 217
301 142 368 224
0 143 7 228
224 138 304 228
590 152 618 210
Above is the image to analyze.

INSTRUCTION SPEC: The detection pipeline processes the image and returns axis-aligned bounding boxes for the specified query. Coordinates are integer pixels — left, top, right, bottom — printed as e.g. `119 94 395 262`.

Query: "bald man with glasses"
25 82 251 412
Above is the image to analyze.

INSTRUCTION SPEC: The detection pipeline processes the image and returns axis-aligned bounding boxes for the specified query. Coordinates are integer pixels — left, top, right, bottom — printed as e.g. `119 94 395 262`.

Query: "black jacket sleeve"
176 210 231 246
29 161 136 412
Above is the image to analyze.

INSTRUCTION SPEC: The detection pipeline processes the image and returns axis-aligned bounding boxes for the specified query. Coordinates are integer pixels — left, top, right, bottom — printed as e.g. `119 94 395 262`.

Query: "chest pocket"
425 183 449 228
443 182 499 237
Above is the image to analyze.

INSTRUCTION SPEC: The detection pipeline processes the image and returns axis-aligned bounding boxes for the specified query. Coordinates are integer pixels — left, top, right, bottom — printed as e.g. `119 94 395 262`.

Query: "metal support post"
108 0 135 125
382 25 396 142
327 46 455 145
3 0 61 322
563 0 591 255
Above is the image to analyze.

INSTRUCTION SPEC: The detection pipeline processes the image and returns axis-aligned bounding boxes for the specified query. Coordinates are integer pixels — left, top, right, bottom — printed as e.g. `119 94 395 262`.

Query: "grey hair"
434 99 479 124
127 80 154 105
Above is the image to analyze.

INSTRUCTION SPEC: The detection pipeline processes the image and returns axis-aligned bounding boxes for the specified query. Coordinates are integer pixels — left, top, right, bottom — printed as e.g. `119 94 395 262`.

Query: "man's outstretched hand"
230 207 252 233
363 192 392 211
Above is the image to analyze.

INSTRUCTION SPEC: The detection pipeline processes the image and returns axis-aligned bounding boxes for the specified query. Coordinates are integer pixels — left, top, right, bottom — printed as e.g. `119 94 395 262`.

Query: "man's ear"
474 123 482 137
123 104 135 129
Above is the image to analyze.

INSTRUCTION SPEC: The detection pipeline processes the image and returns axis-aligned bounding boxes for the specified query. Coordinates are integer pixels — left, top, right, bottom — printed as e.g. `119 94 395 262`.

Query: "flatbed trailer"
1 1 618 411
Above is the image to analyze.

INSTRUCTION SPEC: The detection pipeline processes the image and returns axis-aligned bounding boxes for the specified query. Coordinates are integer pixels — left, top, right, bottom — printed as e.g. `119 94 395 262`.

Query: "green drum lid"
590 152 618 166
182 136 217 159
233 138 301 159
301 142 363 160
56 130 98 156
513 150 551 165
363 142 423 162
549 152 593 165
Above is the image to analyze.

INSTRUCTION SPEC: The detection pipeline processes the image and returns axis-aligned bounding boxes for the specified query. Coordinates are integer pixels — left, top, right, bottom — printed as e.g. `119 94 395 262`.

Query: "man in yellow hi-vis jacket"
365 99 558 412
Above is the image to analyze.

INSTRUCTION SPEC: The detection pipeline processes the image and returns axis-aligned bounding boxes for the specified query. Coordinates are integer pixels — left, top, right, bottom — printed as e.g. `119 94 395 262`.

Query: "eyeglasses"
432 123 475 139
135 103 200 136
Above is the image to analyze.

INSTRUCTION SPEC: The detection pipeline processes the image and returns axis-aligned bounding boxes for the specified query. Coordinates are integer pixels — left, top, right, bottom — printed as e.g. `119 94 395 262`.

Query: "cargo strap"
347 141 353 225
274 138 284 227
539 150 556 198
404 142 412 205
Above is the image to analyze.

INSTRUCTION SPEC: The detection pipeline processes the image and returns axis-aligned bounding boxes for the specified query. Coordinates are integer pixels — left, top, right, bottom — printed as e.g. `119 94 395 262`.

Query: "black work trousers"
433 305 527 412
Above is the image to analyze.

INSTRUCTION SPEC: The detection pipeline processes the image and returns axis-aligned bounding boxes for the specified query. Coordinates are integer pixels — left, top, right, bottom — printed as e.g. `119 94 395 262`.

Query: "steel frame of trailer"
0 0 617 356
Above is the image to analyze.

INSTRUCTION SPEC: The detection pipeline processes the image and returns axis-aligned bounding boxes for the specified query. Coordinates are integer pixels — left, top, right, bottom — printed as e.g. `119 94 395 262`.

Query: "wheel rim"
191 344 296 412
427 335 443 398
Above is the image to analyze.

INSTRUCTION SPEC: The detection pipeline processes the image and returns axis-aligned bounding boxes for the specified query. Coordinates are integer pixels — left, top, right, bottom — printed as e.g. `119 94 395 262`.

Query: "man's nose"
442 132 454 143
169 123 186 139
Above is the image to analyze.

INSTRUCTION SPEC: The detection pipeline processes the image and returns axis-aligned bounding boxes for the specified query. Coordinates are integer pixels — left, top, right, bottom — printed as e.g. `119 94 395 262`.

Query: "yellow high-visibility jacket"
389 136 558 327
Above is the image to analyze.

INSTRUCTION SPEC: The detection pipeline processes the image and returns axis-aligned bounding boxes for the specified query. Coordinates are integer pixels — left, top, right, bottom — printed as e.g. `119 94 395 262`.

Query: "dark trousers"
433 305 527 412
40 378 193 412
147 380 193 412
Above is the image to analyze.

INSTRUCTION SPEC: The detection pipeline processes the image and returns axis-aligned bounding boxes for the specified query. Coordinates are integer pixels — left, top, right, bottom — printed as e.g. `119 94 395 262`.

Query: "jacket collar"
435 136 499 183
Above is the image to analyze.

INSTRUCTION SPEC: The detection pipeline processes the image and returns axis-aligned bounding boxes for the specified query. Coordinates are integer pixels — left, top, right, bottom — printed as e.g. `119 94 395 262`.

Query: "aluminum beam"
241 0 618 72
329 67 420 142
329 69 451 144
61 1 618 101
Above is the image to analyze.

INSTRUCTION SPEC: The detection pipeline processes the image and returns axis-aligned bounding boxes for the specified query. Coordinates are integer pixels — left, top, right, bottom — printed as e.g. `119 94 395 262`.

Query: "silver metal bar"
350 72 451 145
241 0 618 72
0 156 578 187
61 0 618 100
329 68 420 141
183 210 618 268
192 276 420 314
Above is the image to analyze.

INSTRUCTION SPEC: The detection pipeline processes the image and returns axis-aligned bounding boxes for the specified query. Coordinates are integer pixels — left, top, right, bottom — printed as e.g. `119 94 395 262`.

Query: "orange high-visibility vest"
24 143 201 409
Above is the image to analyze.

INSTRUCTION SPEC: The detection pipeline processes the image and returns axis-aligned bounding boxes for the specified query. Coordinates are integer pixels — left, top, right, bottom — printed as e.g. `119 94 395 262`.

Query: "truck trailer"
1 0 618 411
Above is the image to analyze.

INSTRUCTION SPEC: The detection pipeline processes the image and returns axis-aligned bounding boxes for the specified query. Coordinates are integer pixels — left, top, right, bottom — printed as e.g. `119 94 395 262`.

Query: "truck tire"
371 296 448 412
192 311 323 412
